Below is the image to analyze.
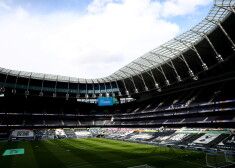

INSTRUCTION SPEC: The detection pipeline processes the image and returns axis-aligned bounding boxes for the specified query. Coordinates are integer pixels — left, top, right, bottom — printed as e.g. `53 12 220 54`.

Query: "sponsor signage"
2 149 24 156
193 133 220 144
217 135 235 150
98 97 114 106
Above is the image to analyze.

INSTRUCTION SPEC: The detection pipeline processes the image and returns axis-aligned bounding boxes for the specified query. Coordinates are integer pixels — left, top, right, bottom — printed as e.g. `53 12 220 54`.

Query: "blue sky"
0 0 213 78
5 0 92 14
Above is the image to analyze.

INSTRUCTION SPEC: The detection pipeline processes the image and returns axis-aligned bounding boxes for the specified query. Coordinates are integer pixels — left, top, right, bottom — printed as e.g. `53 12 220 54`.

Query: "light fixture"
193 76 198 80
155 83 159 89
76 94 80 98
25 91 29 96
165 80 170 86
125 90 129 95
155 83 161 92
66 94 69 98
135 89 138 93
53 93 56 98
189 70 198 80
216 54 223 62
202 63 208 70
144 86 148 91
0 87 5 93
176 75 182 82
232 46 235 51
189 70 194 77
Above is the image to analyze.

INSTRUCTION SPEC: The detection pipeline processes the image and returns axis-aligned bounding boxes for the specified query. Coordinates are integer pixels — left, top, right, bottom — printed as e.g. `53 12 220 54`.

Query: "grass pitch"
0 138 206 168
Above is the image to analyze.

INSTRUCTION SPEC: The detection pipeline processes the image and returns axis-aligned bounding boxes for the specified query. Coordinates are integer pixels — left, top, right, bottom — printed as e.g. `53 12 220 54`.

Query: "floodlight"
155 83 159 89
176 75 182 82
53 93 56 98
165 80 170 86
193 76 198 80
76 94 80 98
25 91 29 96
189 70 198 80
39 92 43 96
0 87 5 93
189 70 195 78
135 89 138 93
216 54 223 62
144 86 148 91
202 63 208 70
232 46 235 51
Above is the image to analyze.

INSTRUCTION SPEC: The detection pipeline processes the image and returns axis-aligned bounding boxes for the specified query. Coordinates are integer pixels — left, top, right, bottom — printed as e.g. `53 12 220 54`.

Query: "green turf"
0 138 207 168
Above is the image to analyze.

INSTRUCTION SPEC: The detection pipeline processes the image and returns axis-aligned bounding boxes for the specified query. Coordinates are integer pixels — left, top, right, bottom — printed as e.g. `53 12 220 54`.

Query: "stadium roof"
0 0 234 84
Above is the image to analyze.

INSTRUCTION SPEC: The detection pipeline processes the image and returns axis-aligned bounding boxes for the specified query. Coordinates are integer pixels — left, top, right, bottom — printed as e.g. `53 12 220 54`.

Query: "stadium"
0 0 235 168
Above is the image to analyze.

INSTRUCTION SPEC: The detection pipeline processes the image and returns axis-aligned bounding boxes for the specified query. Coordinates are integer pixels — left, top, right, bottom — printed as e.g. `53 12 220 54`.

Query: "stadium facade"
0 0 235 157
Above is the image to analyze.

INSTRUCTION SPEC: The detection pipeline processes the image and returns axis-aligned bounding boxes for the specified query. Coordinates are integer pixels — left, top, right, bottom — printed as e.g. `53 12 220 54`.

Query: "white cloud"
0 0 212 79
87 0 113 13
161 0 213 17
